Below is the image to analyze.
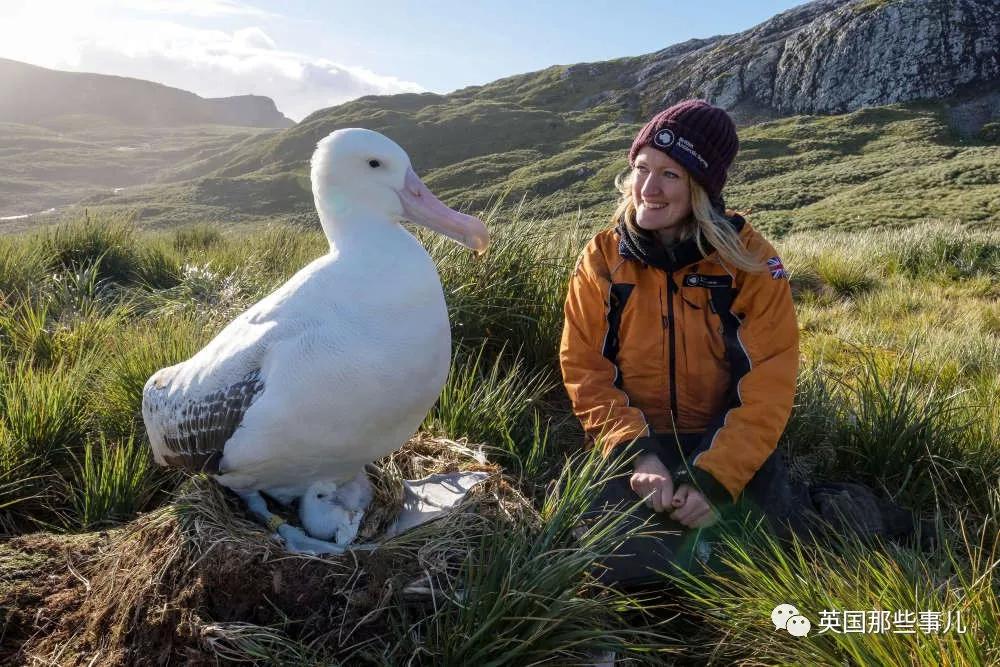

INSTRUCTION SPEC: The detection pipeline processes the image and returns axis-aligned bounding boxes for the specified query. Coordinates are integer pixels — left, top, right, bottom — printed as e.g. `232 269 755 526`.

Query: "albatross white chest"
141 128 489 553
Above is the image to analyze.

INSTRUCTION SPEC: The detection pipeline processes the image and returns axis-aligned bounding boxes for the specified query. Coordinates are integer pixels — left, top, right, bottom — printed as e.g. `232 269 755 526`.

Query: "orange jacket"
559 214 799 503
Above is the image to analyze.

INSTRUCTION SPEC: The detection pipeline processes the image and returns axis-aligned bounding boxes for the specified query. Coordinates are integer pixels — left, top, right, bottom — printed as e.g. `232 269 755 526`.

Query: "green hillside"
0 57 293 129
0 122 279 230
4 0 998 233
73 99 1000 235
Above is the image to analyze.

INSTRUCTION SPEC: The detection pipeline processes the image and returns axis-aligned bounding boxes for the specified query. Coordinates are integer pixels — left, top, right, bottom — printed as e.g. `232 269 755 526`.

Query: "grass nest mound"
13 435 524 665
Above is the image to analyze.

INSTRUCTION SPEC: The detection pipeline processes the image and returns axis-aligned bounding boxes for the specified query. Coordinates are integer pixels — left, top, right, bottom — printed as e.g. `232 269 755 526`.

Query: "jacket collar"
616 212 745 272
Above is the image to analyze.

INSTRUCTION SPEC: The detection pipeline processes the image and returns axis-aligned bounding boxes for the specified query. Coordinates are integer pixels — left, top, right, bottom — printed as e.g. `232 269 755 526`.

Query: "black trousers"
584 433 811 590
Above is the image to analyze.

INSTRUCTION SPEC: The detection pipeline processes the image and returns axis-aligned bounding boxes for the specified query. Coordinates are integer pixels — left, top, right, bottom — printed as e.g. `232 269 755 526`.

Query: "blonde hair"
611 168 767 273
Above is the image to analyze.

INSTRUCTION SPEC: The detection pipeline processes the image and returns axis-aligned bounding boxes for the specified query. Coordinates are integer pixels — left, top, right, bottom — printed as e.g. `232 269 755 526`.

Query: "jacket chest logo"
684 273 732 289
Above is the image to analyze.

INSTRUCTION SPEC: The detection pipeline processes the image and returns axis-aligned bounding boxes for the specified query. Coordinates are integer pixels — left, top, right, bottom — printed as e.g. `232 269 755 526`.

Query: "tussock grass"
782 349 999 515
410 446 672 665
423 343 557 476
0 210 997 663
783 221 1000 284
207 223 326 288
813 254 878 298
136 261 261 325
171 223 223 253
426 201 578 370
66 433 162 529
88 315 208 436
0 237 47 299
42 212 181 290
46 257 113 317
0 359 90 463
0 359 91 530
829 347 967 506
0 299 57 365
668 483 1000 665
43 212 141 285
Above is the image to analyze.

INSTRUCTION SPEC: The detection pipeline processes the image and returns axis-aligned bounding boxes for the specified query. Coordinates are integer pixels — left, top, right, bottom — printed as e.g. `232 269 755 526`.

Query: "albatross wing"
143 365 265 474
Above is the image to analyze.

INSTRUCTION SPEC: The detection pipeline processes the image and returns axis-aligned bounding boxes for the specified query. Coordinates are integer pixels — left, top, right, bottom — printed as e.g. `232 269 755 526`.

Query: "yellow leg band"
267 515 287 532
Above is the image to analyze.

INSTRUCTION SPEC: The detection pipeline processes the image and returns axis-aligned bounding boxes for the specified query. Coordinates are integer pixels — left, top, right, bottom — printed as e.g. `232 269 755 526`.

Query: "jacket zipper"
666 270 679 424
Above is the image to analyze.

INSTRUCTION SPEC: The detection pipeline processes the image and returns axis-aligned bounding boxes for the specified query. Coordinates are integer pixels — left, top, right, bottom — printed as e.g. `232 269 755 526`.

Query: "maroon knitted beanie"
628 99 739 198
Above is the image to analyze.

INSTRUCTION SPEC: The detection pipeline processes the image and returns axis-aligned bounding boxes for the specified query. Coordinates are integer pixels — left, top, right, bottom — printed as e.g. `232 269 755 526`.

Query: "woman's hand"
630 453 674 512
670 484 719 528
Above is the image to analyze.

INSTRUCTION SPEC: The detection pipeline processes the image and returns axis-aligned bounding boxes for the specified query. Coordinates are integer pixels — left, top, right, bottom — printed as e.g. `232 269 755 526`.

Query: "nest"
12 435 533 665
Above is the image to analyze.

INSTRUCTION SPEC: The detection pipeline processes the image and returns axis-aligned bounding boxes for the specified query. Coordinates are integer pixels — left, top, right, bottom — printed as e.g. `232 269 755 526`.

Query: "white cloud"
233 27 277 50
115 0 276 18
0 1 425 121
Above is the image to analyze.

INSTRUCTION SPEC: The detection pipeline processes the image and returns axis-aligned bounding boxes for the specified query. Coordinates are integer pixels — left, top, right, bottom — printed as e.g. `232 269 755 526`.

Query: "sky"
0 0 810 122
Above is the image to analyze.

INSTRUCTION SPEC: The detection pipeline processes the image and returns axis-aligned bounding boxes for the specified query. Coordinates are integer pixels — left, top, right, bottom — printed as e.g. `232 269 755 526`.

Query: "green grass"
424 201 580 370
668 505 998 665
379 446 674 665
423 342 557 477
66 433 162 529
0 210 997 663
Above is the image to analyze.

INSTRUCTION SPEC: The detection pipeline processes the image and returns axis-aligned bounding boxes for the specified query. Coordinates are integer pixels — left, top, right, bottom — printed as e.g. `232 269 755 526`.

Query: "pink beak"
398 167 489 254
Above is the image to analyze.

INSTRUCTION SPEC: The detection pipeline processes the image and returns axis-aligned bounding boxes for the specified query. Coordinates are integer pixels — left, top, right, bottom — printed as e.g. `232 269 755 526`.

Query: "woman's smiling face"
631 146 693 238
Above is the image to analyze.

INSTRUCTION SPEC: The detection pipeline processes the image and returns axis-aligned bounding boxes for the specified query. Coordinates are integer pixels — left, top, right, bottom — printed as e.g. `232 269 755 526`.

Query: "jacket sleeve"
672 239 800 503
559 239 652 456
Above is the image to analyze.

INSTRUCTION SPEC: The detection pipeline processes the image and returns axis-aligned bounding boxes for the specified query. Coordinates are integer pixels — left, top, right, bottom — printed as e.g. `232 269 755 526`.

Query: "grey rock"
554 0 999 126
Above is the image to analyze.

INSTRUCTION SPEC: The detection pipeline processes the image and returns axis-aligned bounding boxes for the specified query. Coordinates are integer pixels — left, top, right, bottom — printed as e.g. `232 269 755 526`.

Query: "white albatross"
142 128 489 554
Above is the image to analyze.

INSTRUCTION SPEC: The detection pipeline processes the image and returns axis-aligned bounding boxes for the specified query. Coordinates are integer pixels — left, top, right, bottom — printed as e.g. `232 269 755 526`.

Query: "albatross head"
310 128 489 253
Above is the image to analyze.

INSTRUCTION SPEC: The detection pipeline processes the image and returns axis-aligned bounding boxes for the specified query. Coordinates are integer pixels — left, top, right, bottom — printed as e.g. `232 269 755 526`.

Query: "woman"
560 99 802 582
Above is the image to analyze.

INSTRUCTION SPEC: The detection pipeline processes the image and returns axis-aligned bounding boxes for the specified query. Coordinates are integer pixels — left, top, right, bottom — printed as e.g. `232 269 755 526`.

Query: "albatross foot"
277 524 379 555
238 489 378 555
276 522 348 554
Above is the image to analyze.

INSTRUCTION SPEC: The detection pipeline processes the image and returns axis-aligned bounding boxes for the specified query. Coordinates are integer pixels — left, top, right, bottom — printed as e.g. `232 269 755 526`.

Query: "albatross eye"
368 159 381 168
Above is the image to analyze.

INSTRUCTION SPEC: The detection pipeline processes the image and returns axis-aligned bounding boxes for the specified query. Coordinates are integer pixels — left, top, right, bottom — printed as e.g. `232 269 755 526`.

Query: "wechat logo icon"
772 603 811 637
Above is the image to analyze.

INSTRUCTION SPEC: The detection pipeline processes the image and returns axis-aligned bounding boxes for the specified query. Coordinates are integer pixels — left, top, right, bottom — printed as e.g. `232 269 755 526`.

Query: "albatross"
142 128 489 554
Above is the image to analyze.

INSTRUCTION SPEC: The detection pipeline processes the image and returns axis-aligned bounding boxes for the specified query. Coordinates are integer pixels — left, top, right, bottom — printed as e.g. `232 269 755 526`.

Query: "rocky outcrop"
547 0 999 124
759 0 996 114
206 95 295 129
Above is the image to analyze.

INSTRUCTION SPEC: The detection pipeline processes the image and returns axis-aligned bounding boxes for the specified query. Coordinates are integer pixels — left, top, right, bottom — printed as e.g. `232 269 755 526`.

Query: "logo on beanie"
676 137 709 169
653 129 675 148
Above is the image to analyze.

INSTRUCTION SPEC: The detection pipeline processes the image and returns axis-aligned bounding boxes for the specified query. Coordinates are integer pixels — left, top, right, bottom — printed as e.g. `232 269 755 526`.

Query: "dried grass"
14 435 523 665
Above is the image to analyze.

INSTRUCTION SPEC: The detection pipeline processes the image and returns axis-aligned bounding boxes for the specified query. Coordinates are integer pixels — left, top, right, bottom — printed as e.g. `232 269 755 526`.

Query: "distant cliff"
204 95 294 129
634 0 1000 120
0 58 294 129
466 0 999 124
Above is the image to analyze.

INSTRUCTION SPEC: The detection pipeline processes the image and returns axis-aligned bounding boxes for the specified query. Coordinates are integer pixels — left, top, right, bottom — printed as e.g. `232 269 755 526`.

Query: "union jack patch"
767 256 788 280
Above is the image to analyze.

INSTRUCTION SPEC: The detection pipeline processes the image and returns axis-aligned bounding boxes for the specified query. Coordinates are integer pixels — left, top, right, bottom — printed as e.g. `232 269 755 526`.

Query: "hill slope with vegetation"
64 0 999 231
3 0 998 231
0 58 293 130
0 58 293 223
72 101 1000 234
0 122 276 224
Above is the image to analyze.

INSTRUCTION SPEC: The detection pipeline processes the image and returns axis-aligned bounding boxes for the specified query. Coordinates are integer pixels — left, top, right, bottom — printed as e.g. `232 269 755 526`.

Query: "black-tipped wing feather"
144 369 265 474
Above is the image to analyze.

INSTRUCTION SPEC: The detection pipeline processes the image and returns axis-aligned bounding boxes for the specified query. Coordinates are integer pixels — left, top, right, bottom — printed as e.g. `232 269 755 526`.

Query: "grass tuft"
89 316 207 436
423 343 557 466
172 224 224 253
827 346 967 506
66 434 162 530
426 203 578 370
